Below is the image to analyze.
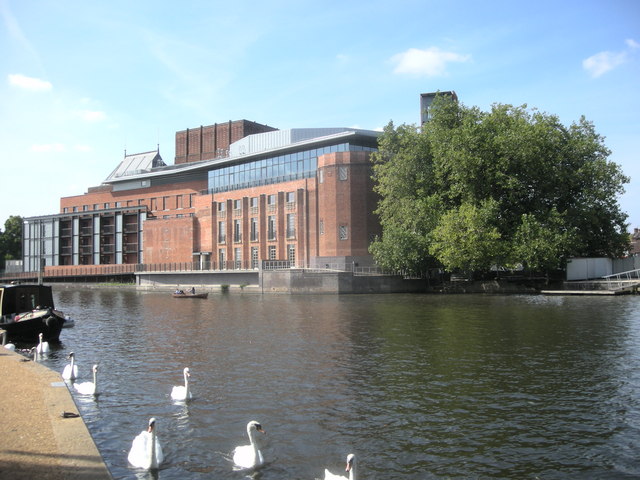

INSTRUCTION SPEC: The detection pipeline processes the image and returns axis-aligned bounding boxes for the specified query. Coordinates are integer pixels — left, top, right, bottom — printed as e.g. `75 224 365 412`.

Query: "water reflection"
37 288 640 479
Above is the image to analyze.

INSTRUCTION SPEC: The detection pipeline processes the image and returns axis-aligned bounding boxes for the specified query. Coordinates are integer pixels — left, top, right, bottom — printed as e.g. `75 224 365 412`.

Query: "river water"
36 288 640 479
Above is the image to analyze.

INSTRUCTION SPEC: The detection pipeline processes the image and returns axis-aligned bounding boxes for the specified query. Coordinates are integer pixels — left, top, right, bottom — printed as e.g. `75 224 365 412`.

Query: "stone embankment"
0 348 112 480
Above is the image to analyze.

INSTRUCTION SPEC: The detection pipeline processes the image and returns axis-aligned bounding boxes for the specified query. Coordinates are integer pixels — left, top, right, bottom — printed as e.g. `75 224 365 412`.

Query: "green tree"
0 216 23 269
429 200 503 278
511 209 576 273
370 95 629 276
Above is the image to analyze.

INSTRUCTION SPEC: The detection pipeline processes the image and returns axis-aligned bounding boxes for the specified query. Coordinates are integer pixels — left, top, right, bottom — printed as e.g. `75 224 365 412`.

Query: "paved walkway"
0 348 112 480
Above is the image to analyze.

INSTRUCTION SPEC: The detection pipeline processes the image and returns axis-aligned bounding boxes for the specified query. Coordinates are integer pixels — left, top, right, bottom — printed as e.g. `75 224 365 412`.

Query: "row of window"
217 244 296 269
62 194 197 214
217 192 296 212
207 142 374 193
217 214 297 243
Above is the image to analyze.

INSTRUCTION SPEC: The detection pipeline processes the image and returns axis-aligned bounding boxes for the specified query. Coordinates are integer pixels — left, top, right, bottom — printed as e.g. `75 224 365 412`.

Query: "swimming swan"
73 364 98 395
170 367 192 401
36 333 50 355
128 417 165 470
324 454 356 480
62 352 78 380
232 420 266 470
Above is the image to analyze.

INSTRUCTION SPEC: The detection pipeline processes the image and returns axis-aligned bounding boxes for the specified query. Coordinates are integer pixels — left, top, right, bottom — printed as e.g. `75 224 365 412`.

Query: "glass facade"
207 142 375 194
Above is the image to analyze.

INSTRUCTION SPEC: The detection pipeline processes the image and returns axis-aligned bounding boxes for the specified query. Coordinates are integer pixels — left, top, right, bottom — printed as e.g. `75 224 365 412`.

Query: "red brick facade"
174 120 277 164
50 123 380 270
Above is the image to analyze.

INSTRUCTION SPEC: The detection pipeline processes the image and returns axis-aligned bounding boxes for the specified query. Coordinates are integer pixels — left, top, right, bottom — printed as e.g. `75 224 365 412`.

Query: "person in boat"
175 288 184 295
190 287 196 294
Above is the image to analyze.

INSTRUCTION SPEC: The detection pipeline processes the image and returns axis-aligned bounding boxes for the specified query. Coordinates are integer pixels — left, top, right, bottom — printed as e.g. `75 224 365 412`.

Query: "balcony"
124 243 138 253
101 244 115 254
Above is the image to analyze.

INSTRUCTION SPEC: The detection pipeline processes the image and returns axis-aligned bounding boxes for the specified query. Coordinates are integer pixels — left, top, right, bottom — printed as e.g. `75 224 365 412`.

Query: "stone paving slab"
0 348 112 480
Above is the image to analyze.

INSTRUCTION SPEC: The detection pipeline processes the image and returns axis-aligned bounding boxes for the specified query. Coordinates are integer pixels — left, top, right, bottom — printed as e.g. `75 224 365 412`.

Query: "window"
251 247 259 269
234 199 242 211
218 249 226 270
286 191 296 203
104 203 110 209
268 215 276 240
319 220 324 235
286 214 295 238
218 202 226 212
287 244 296 265
234 247 242 269
234 219 242 243
339 225 348 240
268 245 277 260
218 221 226 243
250 217 258 241
318 169 324 183
339 166 348 181
83 205 89 211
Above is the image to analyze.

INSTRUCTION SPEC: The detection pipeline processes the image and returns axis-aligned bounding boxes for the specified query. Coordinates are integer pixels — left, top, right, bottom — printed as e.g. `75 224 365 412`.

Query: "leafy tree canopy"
370 95 629 276
0 216 22 269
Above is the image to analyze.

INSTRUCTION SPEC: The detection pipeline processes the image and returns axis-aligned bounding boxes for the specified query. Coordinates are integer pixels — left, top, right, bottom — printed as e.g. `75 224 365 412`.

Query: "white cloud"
391 47 471 77
583 39 639 78
74 144 92 152
583 51 627 77
31 143 65 153
8 73 53 92
626 38 640 49
77 110 107 122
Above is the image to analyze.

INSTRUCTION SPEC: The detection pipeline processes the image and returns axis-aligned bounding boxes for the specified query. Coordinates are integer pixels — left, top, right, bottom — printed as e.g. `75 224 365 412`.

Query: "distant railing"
0 260 403 281
602 268 640 291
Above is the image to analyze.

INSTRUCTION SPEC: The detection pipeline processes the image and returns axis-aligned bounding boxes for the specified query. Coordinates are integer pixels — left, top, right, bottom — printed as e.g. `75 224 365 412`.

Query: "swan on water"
170 367 192 401
61 352 78 380
36 333 50 355
73 364 98 395
232 420 266 470
324 454 356 480
128 417 165 470
1 331 15 351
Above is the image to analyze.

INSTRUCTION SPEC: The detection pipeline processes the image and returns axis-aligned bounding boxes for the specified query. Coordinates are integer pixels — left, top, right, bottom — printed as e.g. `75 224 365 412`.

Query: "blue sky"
1 0 639 233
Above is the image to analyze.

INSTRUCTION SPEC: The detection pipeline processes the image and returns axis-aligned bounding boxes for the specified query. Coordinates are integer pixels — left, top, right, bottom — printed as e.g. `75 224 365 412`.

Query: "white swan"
128 417 165 470
232 420 266 470
1 331 15 351
170 367 192 401
324 454 356 480
62 352 78 380
36 333 50 355
73 364 98 395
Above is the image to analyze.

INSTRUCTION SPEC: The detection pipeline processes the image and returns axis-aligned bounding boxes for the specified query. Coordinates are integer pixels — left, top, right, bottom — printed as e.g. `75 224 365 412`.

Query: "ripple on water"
37 289 640 479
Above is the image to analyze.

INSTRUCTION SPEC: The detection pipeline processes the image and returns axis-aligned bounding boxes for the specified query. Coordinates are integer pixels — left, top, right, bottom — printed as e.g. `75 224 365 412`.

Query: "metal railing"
602 268 640 291
0 260 403 281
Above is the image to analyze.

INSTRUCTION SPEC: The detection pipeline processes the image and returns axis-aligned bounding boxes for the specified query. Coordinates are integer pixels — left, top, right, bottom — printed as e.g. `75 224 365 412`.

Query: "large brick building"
22 120 381 273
